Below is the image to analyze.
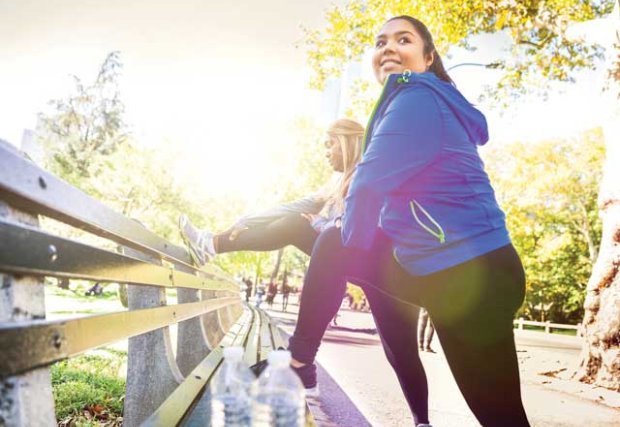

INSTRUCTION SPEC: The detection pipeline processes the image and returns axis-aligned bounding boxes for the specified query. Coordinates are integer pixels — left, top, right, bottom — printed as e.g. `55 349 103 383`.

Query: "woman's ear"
426 51 435 70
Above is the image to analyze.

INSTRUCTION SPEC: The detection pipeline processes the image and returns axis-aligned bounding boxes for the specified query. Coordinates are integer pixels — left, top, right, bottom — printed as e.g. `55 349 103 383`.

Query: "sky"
0 0 348 199
0 0 615 201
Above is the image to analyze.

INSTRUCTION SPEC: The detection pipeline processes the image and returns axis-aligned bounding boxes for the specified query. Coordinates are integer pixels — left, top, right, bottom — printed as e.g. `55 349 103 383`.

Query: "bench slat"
142 307 255 427
0 143 228 280
243 307 261 367
0 296 239 377
0 220 238 292
258 309 276 361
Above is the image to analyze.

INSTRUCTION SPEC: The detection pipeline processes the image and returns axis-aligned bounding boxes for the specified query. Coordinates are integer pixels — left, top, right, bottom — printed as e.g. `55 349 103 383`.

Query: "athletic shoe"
292 363 319 398
178 214 215 266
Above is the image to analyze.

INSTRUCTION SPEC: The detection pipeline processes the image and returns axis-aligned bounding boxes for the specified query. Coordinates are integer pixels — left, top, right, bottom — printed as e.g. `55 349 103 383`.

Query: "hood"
403 72 489 146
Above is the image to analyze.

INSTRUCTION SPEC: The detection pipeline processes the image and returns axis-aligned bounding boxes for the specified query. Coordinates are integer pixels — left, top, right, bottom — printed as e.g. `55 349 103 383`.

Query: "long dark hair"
388 15 454 85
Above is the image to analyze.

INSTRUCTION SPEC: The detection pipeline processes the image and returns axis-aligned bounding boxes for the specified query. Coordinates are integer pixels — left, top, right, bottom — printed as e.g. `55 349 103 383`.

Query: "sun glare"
123 66 323 203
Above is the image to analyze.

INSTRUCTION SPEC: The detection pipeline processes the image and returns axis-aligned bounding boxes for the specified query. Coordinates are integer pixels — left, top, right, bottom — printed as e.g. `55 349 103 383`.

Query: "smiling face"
372 18 434 84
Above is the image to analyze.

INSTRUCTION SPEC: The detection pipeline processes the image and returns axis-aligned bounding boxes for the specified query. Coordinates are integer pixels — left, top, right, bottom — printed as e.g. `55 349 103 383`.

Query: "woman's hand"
301 213 322 224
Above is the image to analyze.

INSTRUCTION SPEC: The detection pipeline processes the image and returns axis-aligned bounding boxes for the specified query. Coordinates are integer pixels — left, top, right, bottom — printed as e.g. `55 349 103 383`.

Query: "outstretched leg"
216 214 317 255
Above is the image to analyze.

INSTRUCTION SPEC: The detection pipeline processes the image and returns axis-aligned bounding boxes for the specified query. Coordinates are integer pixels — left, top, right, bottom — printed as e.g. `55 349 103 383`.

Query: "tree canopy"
304 0 612 101
484 128 605 324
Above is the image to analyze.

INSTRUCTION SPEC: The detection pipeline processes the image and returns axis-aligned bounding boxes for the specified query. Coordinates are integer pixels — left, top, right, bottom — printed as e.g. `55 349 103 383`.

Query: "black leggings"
215 214 318 255
213 215 431 424
289 227 530 427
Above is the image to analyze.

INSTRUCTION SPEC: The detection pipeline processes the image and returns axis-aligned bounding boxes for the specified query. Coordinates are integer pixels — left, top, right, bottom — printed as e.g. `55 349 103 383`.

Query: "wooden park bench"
0 140 316 426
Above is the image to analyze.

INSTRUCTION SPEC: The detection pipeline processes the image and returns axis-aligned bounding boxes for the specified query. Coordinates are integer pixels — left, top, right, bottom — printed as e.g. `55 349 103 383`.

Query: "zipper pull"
397 69 412 84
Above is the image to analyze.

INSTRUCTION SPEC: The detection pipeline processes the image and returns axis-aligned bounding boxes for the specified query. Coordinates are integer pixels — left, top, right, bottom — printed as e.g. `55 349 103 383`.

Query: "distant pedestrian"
282 276 291 312
345 292 354 308
244 277 252 303
266 281 277 307
85 282 103 296
256 283 265 308
418 308 435 353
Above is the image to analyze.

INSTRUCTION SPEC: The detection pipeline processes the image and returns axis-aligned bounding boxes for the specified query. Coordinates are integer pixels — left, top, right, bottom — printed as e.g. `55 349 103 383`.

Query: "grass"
46 282 178 317
518 324 578 336
549 327 578 336
46 283 125 321
46 283 128 425
51 348 126 426
46 282 181 425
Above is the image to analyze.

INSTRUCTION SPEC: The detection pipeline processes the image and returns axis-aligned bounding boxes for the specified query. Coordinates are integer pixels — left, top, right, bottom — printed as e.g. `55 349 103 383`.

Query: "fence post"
545 321 551 334
122 246 184 427
518 317 524 330
0 199 55 427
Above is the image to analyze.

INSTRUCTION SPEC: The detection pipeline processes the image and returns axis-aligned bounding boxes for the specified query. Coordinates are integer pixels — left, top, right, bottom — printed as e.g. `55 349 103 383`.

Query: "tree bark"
577 200 598 263
270 248 284 282
574 0 620 390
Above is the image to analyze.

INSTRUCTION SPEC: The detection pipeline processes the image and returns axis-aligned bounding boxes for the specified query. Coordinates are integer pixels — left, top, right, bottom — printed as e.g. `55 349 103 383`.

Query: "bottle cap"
223 346 244 361
267 349 292 366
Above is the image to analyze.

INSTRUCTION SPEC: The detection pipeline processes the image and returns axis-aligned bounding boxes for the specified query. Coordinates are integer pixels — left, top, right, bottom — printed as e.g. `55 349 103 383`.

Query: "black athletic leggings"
212 214 430 424
215 214 317 255
289 227 530 427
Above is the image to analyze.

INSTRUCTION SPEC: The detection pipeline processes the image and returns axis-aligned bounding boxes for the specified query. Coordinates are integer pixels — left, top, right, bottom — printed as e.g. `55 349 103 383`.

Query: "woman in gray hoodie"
178 118 363 264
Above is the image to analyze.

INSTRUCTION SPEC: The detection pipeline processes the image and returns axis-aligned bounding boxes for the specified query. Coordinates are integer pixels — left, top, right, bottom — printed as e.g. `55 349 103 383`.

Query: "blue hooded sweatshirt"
342 71 511 276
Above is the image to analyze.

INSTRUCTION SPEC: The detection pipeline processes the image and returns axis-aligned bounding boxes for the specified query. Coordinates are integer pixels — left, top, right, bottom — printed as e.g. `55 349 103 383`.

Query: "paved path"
263 298 620 427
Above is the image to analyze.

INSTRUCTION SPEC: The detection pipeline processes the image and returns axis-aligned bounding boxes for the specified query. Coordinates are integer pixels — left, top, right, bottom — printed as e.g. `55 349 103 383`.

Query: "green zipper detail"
362 70 412 154
409 200 446 244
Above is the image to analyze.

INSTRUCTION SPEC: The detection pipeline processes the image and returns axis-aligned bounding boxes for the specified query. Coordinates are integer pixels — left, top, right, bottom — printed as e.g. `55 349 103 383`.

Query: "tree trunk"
270 248 284 282
574 0 620 390
253 255 264 289
577 200 598 263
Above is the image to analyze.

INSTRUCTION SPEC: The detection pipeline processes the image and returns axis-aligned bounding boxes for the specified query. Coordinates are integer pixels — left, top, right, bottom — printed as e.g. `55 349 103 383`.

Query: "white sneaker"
178 214 216 266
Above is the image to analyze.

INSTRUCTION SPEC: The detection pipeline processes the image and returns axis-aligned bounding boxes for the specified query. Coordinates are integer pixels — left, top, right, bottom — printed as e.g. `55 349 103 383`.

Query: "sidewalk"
263 297 620 427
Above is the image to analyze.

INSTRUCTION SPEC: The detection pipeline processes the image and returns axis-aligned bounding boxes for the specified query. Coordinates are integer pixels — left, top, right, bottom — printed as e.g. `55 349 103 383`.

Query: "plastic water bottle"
211 346 254 427
252 350 305 427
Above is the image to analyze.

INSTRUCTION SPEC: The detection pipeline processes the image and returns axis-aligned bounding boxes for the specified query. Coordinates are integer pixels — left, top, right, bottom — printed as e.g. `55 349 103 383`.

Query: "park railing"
0 140 311 426
514 318 581 335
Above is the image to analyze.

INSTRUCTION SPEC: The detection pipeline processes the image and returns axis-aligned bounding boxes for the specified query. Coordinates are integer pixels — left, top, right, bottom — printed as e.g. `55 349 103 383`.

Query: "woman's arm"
342 86 442 250
236 194 326 229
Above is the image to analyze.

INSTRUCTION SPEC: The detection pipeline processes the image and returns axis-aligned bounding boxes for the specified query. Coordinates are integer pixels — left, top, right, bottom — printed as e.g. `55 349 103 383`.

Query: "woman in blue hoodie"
288 16 530 427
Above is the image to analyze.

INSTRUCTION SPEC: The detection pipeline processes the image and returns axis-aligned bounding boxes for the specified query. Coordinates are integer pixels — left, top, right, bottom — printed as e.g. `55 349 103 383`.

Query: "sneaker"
178 214 215 266
417 424 433 427
425 347 436 353
292 363 319 398
249 355 319 398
